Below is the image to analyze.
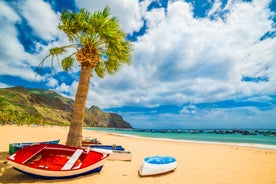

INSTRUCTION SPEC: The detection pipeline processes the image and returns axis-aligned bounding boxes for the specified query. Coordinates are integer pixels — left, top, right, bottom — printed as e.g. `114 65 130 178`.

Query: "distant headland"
0 86 132 128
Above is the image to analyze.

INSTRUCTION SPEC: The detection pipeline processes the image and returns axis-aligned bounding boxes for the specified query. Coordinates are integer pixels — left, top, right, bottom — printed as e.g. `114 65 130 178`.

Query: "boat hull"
139 156 177 176
8 144 109 179
10 159 105 179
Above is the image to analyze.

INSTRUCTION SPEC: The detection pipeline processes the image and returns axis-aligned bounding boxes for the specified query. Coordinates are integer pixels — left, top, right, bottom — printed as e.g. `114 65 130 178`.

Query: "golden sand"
1 125 276 184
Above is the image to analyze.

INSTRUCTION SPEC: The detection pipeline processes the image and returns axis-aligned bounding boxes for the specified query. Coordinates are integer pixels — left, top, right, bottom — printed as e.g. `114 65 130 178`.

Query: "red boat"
7 144 109 179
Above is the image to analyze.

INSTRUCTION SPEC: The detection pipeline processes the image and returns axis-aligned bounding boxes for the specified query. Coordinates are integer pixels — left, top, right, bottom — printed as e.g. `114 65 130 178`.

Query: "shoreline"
1 125 276 184
97 131 276 151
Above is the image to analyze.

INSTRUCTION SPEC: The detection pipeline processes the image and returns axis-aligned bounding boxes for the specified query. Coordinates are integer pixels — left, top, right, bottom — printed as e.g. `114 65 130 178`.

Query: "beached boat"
92 148 133 161
7 143 109 179
90 144 125 151
82 137 101 147
9 139 60 154
139 155 177 176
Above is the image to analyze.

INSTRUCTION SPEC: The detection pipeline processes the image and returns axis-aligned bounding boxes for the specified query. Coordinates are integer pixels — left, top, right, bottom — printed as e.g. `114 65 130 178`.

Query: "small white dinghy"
139 155 177 176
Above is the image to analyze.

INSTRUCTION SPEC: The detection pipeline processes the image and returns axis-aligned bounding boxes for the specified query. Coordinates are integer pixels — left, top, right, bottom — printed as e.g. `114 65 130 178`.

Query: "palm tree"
40 7 132 147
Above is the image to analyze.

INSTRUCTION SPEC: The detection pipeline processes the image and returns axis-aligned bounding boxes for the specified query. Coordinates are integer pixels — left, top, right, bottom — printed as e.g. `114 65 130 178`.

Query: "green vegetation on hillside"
0 86 72 126
0 86 132 128
0 109 47 126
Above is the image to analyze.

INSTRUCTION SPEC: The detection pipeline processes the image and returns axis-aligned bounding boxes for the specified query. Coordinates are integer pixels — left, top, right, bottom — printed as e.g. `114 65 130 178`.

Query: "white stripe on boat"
62 149 83 170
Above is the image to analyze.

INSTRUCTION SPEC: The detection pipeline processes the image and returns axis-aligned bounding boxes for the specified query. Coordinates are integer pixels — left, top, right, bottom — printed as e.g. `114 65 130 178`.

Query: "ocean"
85 127 276 150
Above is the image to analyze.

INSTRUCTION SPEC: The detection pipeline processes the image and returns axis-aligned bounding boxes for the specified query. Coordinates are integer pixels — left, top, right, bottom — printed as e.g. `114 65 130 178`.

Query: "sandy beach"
1 125 276 184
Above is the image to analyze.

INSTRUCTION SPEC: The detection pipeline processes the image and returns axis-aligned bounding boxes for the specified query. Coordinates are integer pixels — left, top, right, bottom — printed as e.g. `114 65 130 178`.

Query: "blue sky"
0 0 276 129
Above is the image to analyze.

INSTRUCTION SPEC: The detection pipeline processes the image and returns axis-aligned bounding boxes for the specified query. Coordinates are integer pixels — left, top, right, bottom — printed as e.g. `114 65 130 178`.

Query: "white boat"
139 155 177 176
92 148 133 161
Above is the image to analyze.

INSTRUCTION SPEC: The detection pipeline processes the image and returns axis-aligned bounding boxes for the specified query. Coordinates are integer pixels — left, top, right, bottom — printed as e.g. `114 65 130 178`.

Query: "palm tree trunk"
66 63 92 147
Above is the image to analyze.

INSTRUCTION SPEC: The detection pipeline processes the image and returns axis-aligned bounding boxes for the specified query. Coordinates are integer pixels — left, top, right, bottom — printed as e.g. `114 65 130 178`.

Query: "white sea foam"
105 132 276 150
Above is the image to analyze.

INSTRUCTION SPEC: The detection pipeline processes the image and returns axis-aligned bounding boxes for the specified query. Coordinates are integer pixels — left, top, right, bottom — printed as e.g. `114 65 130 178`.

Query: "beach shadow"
138 169 176 178
0 151 37 183
0 151 102 183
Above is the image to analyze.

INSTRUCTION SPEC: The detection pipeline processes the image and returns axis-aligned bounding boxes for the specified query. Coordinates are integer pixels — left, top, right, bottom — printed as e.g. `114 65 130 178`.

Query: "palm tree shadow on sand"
0 151 101 183
0 151 36 183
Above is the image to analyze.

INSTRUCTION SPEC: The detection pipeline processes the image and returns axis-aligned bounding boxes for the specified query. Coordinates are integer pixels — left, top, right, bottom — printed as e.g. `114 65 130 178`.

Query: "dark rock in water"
214 130 235 134
263 131 276 136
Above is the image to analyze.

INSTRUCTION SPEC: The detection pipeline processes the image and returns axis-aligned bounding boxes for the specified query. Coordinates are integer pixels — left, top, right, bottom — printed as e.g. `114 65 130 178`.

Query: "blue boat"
9 139 60 154
89 145 125 151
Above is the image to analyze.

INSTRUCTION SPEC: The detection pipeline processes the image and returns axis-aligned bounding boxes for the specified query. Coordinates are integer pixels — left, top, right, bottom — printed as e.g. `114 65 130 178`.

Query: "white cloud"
53 80 78 100
180 104 197 114
47 78 58 88
55 82 71 94
74 0 276 111
19 0 60 40
207 0 222 17
0 82 9 88
144 7 166 28
0 0 75 85
126 105 276 129
0 1 20 22
0 1 40 81
0 2 24 60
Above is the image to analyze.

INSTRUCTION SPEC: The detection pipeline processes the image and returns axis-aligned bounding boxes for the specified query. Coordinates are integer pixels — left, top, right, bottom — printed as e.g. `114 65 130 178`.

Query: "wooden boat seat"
61 149 83 170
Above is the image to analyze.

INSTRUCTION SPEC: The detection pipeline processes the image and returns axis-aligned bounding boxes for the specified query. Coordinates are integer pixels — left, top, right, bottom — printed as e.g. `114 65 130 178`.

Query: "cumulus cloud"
0 82 9 88
0 2 39 81
46 78 59 88
82 0 275 110
0 0 73 83
0 2 24 60
19 0 60 40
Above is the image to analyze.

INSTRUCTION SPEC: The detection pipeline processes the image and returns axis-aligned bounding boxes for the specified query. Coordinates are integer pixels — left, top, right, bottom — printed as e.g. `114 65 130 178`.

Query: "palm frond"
59 8 90 42
36 44 78 77
86 6 132 77
61 55 75 72
94 61 105 78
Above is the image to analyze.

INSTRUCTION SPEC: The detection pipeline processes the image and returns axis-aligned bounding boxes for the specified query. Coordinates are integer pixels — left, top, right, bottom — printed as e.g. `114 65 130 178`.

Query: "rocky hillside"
0 86 132 128
85 106 132 128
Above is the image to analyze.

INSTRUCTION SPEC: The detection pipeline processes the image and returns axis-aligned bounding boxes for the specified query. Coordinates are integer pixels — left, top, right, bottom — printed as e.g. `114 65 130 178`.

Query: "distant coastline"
86 127 276 150
107 132 276 150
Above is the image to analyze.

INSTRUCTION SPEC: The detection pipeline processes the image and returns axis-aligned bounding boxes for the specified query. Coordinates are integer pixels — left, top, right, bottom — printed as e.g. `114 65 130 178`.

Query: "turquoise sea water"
85 128 276 149
85 127 276 149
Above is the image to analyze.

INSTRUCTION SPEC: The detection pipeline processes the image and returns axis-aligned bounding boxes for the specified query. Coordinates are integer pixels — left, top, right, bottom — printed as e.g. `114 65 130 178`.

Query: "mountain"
85 106 132 128
0 86 132 128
